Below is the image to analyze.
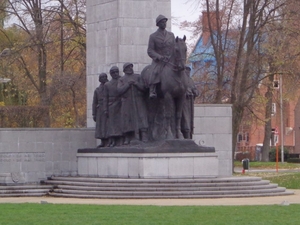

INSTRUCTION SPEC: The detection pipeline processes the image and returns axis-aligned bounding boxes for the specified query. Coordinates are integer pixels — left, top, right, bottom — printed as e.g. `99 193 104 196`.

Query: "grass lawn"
0 203 300 225
234 161 300 189
234 161 300 169
236 172 300 189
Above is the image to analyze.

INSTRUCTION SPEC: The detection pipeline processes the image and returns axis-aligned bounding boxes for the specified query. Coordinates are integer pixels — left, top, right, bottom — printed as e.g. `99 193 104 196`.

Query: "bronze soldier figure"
181 66 199 139
147 14 175 99
117 63 149 145
104 66 123 147
92 73 109 147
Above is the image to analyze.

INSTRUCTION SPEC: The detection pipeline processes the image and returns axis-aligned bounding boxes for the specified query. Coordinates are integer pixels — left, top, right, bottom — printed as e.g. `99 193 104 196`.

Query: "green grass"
0 203 300 225
234 161 300 189
267 173 300 189
237 172 300 189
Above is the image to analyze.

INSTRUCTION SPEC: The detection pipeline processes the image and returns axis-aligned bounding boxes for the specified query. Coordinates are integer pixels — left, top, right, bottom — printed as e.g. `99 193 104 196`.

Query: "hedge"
0 106 49 127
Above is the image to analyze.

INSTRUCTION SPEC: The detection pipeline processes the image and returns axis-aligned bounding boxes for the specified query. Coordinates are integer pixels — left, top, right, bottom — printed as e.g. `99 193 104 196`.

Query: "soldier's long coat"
117 74 148 133
92 84 107 139
104 78 122 137
147 29 175 85
181 77 199 135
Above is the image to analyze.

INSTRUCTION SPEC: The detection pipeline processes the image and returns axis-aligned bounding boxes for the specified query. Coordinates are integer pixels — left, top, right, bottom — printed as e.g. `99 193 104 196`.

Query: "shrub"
0 106 49 127
269 147 289 162
235 152 252 161
287 158 300 163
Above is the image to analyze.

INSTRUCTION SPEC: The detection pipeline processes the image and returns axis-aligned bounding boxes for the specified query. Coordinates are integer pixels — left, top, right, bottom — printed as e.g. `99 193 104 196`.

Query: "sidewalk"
0 190 299 206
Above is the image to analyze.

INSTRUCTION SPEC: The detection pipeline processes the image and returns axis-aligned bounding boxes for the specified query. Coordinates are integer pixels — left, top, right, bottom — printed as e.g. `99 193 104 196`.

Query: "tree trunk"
232 103 244 172
262 73 274 161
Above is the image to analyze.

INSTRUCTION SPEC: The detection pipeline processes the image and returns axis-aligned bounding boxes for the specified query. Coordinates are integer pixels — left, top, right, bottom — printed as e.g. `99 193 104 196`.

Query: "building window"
244 132 249 143
237 133 243 143
274 134 279 145
271 103 276 116
237 132 249 143
273 80 279 89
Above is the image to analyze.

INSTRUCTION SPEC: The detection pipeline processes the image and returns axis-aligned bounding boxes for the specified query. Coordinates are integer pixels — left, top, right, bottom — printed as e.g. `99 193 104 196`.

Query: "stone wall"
0 128 95 184
0 105 232 184
193 104 232 177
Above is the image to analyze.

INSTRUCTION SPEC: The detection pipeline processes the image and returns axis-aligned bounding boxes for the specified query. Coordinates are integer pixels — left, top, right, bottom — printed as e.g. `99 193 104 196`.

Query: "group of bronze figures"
92 15 199 147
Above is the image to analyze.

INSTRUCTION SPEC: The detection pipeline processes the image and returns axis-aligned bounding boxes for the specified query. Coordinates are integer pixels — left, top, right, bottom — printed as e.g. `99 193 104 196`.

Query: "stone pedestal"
193 104 232 177
77 140 218 178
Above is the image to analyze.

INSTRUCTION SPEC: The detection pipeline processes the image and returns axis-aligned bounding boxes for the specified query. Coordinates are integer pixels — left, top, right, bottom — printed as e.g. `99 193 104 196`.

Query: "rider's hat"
156 15 168 26
123 62 133 71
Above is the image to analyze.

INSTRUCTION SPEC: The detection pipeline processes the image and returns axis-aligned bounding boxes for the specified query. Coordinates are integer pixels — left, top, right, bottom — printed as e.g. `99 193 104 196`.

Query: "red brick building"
236 77 299 160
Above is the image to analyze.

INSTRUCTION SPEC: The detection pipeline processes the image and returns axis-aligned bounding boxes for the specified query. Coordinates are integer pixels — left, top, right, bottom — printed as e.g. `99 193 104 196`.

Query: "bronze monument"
92 15 198 147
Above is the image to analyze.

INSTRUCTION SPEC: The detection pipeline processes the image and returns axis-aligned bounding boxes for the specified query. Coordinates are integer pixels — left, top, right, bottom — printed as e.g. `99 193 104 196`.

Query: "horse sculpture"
141 36 188 140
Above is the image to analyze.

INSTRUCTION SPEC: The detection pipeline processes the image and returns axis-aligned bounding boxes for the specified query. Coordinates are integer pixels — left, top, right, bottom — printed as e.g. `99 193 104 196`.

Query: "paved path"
0 190 299 206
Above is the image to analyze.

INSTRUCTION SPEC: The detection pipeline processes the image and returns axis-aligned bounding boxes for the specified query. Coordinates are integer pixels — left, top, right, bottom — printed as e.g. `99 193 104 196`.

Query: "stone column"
86 0 171 127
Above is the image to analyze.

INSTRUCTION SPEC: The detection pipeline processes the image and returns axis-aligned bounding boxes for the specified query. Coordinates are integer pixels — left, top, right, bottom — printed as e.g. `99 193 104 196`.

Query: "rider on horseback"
147 14 176 99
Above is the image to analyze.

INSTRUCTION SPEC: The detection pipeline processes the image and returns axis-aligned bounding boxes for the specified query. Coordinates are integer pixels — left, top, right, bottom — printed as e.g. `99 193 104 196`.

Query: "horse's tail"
141 65 152 89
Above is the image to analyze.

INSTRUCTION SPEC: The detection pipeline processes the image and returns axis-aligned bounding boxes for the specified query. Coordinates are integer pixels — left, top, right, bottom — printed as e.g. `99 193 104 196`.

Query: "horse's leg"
175 96 185 139
164 92 174 139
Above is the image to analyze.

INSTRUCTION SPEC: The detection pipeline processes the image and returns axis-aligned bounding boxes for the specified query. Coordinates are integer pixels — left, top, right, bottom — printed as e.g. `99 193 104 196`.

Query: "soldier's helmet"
156 15 168 26
98 73 108 82
123 62 133 72
109 66 119 72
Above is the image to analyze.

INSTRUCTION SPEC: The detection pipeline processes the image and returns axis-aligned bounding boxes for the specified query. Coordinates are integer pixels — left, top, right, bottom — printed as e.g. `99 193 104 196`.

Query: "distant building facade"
188 11 300 160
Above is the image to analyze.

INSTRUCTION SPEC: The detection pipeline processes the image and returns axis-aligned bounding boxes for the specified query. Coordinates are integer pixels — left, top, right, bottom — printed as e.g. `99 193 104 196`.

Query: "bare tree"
186 0 288 168
259 0 300 161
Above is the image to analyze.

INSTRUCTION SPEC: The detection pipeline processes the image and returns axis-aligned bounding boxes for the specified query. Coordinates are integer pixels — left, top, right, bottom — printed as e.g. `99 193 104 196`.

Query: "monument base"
77 140 218 178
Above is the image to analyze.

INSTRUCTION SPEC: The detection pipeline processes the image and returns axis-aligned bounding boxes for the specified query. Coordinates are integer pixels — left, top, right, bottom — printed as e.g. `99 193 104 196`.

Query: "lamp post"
0 48 11 83
0 48 12 103
0 78 11 105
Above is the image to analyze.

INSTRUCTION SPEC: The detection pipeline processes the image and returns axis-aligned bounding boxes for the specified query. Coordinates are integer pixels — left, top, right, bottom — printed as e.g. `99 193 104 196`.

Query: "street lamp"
0 78 10 105
0 48 11 83
0 48 12 103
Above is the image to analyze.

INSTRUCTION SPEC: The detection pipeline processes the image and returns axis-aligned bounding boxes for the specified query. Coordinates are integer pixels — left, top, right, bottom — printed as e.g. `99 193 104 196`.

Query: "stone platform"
77 140 218 178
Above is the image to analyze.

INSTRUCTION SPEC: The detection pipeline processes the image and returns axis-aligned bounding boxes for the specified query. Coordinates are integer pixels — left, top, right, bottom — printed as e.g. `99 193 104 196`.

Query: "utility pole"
280 74 284 163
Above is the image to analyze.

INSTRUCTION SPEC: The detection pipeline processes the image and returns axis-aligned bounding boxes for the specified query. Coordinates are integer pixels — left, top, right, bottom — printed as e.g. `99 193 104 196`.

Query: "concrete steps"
0 184 52 197
44 176 294 199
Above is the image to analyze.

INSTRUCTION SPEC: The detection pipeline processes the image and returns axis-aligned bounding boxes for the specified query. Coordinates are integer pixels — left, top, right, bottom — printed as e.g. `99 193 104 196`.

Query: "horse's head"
174 35 187 72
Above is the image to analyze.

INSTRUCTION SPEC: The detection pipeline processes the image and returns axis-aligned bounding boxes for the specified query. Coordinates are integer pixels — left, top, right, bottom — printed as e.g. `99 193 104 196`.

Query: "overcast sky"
171 0 201 45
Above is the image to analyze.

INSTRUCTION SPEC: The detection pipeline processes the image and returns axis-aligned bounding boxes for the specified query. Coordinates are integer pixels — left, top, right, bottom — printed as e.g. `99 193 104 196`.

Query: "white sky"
171 0 201 45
